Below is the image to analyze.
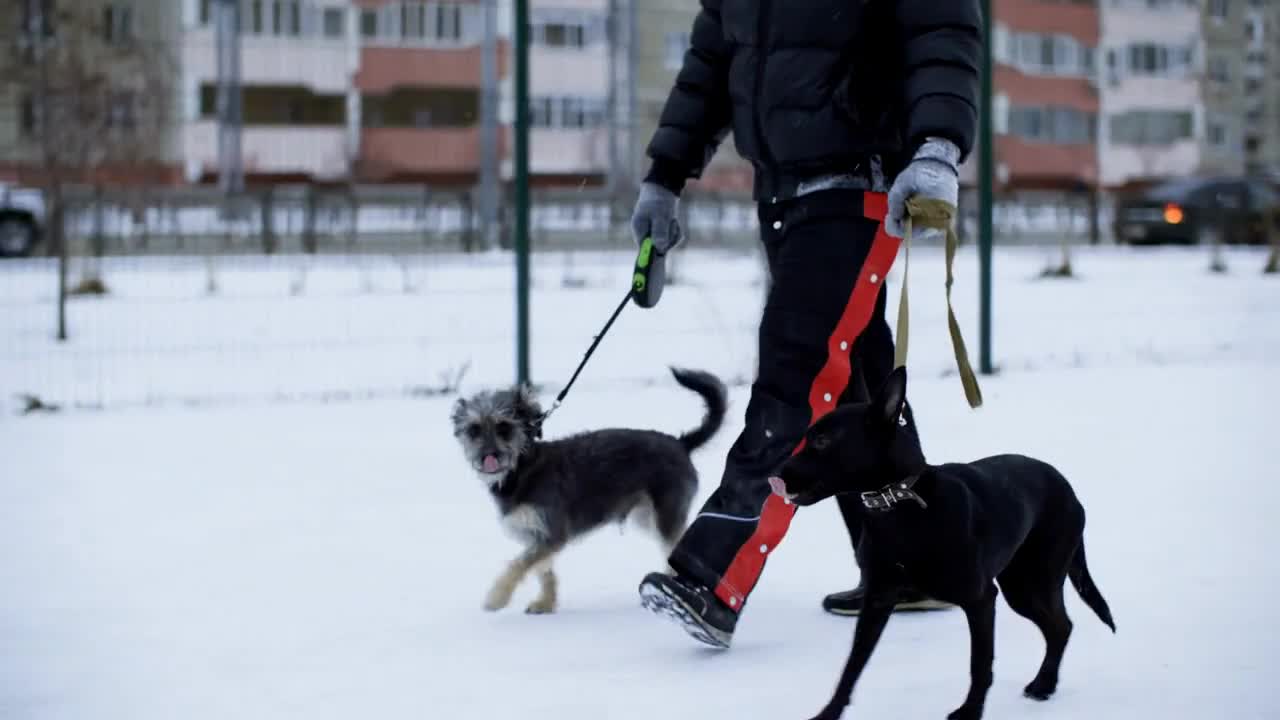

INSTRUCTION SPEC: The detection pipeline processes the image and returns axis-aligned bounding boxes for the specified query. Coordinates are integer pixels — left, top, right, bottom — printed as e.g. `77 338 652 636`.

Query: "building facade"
630 0 752 194
1096 0 1202 188
989 0 1101 189
182 0 360 183
1 0 186 184
1242 0 1280 174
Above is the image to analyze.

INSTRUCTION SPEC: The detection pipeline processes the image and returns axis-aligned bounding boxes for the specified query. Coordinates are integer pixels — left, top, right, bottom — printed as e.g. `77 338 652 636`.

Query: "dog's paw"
483 589 512 612
525 597 557 614
946 705 984 720
805 705 844 720
1023 679 1056 701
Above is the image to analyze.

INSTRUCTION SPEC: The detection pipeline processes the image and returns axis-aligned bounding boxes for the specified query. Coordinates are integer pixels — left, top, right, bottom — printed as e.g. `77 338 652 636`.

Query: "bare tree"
2 0 176 339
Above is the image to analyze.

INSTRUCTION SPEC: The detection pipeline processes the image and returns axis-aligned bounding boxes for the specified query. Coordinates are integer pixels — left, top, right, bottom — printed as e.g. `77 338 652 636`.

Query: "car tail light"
1163 203 1184 224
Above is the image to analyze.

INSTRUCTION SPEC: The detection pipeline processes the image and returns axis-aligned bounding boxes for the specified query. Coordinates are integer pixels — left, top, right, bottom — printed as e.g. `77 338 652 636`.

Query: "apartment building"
1243 0 1280 174
505 0 613 184
182 0 360 183
353 0 501 183
988 0 1100 189
0 0 185 184
1199 0 1249 175
1096 0 1202 188
630 0 752 193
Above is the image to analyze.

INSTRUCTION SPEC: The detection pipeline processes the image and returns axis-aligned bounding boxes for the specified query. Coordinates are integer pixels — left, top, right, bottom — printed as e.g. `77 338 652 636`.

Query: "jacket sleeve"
644 0 733 193
894 0 982 161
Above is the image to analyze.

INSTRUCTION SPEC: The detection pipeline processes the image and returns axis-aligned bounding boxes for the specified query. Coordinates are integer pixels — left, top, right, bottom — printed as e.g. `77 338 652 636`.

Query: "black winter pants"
667 188 924 611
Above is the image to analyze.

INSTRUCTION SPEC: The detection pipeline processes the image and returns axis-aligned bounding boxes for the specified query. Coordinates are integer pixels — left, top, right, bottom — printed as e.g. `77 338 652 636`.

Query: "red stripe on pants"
713 192 901 610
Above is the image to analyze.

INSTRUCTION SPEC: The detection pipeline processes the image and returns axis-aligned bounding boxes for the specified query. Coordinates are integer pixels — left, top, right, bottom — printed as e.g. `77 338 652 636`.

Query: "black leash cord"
538 287 634 424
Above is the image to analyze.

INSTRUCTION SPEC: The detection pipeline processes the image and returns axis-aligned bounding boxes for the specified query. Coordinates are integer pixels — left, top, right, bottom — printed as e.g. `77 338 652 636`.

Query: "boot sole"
824 597 954 617
639 582 733 649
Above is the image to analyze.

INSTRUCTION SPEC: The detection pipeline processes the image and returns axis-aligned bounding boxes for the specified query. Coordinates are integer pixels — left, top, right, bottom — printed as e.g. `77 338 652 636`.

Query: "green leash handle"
631 236 667 308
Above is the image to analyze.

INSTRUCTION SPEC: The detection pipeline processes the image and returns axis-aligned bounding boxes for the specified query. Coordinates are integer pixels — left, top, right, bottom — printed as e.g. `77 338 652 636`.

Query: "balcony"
183 30 355 95
358 127 492 179
996 0 1099 45
185 122 351 180
997 136 1097 187
356 44 507 92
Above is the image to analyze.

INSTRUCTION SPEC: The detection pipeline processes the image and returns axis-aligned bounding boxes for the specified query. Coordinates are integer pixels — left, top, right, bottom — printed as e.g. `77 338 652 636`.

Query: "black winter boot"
822 582 952 616
639 571 738 649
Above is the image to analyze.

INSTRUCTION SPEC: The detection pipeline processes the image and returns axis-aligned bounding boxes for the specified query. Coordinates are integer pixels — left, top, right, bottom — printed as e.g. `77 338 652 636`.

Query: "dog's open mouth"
480 454 503 474
768 476 798 504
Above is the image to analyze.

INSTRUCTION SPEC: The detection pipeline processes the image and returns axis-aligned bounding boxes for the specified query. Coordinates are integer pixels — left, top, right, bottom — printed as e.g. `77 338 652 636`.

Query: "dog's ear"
874 366 908 429
450 397 470 430
513 384 545 438
515 383 543 418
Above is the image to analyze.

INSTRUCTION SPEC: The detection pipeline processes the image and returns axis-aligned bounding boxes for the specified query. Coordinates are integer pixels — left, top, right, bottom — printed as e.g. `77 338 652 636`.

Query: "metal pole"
977 0 995 376
514 0 531 385
479 0 499 250
215 0 243 196
605 0 619 193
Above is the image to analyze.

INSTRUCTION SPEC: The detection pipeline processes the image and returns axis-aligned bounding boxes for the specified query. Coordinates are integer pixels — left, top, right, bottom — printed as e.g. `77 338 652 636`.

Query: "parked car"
1112 175 1279 246
0 183 46 258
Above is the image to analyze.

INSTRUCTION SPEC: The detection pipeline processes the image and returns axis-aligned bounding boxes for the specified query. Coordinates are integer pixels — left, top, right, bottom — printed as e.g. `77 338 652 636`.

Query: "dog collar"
861 475 927 512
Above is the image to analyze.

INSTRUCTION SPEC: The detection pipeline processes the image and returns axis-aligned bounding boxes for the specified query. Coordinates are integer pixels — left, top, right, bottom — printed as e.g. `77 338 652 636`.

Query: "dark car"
1113 175 1279 246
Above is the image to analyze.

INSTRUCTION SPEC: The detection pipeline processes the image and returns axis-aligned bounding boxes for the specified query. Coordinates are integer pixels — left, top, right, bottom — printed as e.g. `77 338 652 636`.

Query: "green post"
977 0 995 375
513 0 531 385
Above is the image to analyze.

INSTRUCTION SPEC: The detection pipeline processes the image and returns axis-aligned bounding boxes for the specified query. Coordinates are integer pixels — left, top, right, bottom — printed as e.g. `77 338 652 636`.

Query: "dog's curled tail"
670 367 727 454
1068 541 1116 633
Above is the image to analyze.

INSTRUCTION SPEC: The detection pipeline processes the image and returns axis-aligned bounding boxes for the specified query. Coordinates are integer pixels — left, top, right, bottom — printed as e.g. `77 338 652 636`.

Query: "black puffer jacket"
645 0 981 201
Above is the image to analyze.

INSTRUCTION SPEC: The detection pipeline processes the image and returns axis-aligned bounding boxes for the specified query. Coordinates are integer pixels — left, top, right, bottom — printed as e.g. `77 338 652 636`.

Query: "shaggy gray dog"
451 368 727 614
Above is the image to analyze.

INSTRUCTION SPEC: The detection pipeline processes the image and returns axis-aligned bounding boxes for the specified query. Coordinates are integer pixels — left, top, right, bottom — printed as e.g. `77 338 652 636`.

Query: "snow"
2 243 1279 720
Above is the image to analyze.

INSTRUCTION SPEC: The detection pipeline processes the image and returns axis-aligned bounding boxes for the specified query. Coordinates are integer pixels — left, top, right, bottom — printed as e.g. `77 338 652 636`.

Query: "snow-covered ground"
2 244 1278 720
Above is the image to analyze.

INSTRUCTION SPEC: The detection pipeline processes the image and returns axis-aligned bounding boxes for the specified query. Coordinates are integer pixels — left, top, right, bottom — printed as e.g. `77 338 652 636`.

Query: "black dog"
772 367 1115 720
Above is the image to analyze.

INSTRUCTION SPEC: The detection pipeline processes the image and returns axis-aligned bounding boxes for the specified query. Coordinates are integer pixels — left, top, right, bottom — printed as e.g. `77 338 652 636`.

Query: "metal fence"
3 184 1116 412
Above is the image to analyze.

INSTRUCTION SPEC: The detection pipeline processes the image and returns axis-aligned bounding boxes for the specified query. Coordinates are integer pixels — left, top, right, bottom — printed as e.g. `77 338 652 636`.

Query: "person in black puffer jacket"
634 0 981 649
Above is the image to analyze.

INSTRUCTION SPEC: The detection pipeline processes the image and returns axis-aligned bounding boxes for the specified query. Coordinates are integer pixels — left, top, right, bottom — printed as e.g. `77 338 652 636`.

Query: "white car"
0 183 46 258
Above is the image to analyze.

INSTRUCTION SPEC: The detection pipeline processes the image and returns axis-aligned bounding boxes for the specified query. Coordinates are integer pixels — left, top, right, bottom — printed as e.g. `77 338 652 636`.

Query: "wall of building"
1097 0 1202 187
991 0 1100 187
1200 0 1248 175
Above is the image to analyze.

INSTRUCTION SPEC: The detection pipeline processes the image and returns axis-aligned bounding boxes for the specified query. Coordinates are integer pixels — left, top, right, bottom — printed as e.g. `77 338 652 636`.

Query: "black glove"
629 182 682 253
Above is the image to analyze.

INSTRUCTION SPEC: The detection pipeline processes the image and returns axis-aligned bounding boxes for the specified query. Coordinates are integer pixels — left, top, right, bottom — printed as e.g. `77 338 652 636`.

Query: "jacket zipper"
752 0 776 192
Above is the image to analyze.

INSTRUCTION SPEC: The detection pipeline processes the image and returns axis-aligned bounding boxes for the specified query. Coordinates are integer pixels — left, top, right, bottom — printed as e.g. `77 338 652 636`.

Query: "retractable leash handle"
631 236 667 309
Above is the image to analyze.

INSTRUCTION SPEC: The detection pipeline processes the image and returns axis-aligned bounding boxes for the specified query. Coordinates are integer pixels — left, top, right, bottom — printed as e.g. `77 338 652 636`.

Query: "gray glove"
630 182 683 253
885 137 961 239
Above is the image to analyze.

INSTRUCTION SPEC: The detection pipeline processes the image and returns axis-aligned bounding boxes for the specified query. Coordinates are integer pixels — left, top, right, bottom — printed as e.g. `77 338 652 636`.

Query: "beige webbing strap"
896 196 985 409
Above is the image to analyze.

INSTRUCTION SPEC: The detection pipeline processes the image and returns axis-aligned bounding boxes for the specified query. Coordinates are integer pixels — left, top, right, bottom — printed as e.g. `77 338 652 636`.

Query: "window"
103 4 133 44
401 1 424 38
529 97 553 127
1008 105 1096 143
19 94 36 136
529 96 606 129
1128 44 1169 74
1209 55 1231 83
1120 42 1193 78
437 2 461 40
1008 30 1092 76
200 0 210 25
1208 0 1228 19
1109 110 1194 145
286 0 301 35
108 93 137 130
370 2 468 42
532 10 596 48
19 0 55 38
1208 120 1228 147
1246 17 1262 45
664 32 689 70
323 7 344 37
